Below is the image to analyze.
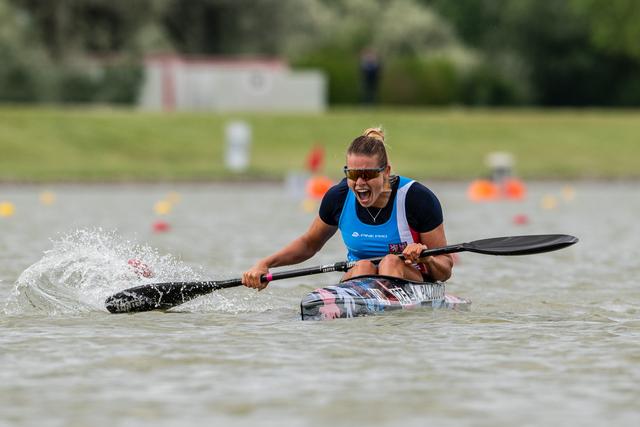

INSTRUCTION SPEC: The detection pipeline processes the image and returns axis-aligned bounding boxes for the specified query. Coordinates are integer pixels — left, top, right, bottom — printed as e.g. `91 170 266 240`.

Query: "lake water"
1 182 638 427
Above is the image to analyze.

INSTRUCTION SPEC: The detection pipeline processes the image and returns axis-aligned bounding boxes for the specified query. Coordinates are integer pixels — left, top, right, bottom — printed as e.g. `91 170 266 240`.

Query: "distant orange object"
306 175 333 199
468 177 527 201
467 179 499 201
152 220 171 233
502 178 527 200
128 259 154 278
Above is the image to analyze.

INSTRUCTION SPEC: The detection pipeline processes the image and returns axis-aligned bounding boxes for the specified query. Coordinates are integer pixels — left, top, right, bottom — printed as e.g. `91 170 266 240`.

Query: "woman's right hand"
242 263 270 290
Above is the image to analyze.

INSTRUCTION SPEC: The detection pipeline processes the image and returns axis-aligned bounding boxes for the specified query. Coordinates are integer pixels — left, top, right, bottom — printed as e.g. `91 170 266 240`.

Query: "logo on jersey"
388 242 408 254
351 231 388 239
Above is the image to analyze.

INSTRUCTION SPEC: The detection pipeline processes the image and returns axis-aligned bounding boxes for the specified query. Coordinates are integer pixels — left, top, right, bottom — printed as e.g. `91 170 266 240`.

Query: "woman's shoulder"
402 178 441 208
402 178 443 232
398 176 437 196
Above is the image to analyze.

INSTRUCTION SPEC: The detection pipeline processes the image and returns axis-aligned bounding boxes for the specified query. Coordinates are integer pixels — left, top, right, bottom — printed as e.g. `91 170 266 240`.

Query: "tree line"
1 0 639 106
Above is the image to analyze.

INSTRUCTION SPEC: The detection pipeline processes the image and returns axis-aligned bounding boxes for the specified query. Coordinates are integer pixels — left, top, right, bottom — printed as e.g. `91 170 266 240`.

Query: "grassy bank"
1 106 639 182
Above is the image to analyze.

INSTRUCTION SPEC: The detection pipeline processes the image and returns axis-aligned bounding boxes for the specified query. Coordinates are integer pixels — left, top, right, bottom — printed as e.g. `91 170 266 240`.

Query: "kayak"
300 274 470 321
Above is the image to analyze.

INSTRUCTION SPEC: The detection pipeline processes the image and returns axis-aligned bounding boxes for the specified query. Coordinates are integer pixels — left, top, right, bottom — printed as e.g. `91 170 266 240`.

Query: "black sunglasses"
343 165 386 181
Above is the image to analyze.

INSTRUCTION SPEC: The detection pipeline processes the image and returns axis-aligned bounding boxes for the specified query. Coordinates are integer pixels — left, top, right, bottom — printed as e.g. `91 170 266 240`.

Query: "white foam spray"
4 228 202 315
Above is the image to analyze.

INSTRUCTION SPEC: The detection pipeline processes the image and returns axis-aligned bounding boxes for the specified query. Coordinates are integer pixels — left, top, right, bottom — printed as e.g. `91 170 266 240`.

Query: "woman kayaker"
242 127 453 290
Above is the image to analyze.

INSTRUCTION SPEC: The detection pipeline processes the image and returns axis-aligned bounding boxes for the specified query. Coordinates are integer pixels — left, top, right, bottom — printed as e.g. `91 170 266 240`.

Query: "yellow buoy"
39 191 56 205
541 195 558 210
561 185 576 202
153 200 173 215
301 198 317 213
166 191 182 204
0 201 15 217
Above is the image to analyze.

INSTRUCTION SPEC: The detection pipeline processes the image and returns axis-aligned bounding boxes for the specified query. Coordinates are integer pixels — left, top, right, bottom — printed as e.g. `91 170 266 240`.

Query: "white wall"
138 56 327 112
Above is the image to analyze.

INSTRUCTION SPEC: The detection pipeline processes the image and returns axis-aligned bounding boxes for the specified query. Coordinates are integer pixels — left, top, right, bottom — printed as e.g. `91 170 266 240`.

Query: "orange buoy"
152 220 170 233
467 179 499 202
306 175 333 199
502 178 527 200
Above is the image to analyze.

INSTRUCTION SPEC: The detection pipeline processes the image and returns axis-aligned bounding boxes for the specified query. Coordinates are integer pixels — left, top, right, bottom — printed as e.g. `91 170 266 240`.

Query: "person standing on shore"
360 48 382 105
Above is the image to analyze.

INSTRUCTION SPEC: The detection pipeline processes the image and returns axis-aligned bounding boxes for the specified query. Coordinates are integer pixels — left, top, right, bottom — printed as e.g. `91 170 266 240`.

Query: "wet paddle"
105 234 578 314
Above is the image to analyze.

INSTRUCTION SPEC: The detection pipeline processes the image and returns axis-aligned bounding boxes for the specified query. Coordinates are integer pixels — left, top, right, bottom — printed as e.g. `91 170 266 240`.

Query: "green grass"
1 106 639 182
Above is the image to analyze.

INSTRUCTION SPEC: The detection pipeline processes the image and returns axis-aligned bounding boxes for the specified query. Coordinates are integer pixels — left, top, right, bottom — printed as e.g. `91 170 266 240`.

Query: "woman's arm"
417 223 453 282
242 216 338 289
402 182 451 280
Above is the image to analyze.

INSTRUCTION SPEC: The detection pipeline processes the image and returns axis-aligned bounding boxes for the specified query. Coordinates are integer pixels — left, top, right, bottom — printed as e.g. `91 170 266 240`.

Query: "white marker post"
225 121 251 172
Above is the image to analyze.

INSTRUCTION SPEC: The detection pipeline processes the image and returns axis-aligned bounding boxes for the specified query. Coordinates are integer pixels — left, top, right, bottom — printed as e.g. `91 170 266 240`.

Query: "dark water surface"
1 182 638 427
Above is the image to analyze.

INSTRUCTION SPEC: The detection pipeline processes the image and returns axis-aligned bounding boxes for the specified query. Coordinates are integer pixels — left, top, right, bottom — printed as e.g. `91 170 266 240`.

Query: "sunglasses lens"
362 170 379 180
344 169 381 180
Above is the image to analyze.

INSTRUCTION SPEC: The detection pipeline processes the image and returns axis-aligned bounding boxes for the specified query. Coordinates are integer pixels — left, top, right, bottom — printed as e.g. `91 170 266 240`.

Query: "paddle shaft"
130 245 454 294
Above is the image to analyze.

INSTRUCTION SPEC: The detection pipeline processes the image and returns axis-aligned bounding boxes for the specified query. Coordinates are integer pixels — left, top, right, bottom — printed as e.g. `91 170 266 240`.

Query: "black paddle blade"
105 281 219 313
463 234 578 255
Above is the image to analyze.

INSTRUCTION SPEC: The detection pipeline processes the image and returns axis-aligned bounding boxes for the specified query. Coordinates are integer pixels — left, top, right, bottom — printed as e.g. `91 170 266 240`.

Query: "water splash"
4 229 203 315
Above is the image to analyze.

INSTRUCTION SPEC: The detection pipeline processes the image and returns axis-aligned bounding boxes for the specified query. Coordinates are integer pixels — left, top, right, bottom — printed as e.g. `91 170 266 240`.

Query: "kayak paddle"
105 234 578 314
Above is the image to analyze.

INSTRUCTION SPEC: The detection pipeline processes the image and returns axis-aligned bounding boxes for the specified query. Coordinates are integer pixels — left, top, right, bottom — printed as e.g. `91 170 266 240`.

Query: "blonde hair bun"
362 127 385 142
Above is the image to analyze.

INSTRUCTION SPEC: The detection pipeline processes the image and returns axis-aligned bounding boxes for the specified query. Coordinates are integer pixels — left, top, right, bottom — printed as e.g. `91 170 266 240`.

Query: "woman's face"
345 153 390 208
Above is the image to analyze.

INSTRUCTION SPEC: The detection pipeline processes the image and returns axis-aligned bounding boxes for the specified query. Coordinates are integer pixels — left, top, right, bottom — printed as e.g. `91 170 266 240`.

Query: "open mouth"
355 188 372 205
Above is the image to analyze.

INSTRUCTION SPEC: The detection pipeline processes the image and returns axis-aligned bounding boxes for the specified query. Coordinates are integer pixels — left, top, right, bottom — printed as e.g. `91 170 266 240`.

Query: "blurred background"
2 0 640 107
2 0 639 186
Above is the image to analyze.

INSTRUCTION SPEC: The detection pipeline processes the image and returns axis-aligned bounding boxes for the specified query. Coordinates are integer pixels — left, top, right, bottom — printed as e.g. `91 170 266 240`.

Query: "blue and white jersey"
338 176 420 261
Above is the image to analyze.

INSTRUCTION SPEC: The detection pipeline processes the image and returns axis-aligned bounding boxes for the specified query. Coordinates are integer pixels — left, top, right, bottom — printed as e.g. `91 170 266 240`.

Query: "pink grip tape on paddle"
265 273 273 282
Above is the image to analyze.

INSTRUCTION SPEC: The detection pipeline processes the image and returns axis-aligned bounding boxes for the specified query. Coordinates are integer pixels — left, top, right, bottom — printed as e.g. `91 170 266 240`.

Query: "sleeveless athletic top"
319 176 443 262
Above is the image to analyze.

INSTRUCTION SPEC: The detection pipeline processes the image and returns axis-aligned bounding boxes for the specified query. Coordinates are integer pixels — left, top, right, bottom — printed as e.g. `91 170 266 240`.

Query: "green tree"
161 0 333 55
10 0 169 59
0 0 52 101
428 0 640 105
572 0 640 60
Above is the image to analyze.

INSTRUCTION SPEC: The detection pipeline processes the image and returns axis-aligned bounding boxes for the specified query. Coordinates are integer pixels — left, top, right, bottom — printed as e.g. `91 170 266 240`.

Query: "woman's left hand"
402 243 427 264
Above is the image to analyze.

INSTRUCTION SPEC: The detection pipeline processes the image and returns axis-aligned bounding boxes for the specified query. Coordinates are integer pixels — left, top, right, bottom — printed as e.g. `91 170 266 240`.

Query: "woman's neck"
371 189 392 208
